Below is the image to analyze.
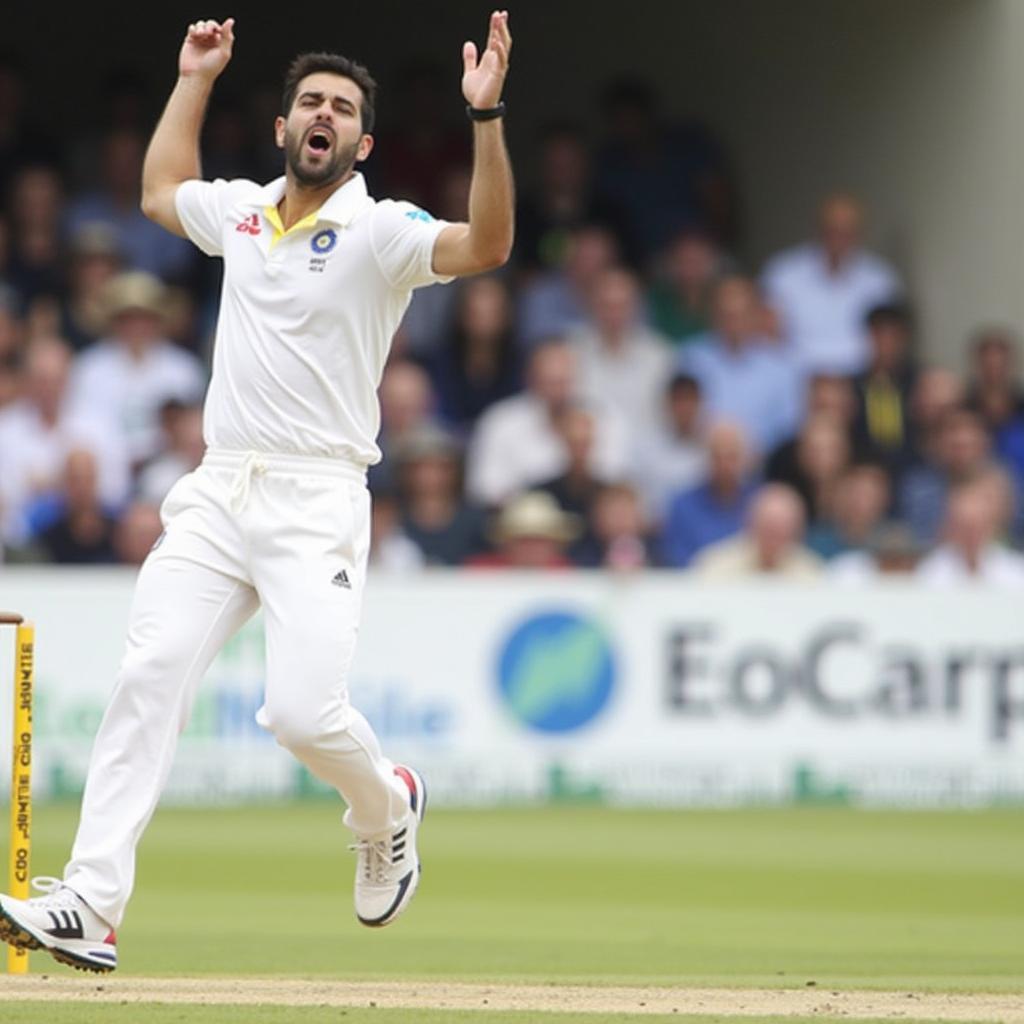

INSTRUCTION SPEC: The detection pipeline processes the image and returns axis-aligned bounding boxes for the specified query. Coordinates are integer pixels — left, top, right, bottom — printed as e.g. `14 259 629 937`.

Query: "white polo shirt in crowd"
175 171 451 465
761 243 900 376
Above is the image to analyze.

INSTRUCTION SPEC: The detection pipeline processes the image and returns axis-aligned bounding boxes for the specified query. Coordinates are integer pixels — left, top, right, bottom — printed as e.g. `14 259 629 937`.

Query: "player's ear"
356 134 374 163
274 115 286 150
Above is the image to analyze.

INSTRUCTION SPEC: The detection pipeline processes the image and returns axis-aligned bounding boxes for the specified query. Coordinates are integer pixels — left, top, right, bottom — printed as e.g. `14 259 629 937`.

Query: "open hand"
179 18 235 81
462 10 511 110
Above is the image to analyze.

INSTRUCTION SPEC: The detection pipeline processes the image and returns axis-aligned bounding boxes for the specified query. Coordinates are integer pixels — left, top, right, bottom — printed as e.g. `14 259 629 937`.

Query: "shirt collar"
243 172 371 227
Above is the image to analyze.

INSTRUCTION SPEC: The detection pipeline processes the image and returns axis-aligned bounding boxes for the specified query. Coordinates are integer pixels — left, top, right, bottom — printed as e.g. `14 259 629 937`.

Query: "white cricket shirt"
175 172 451 465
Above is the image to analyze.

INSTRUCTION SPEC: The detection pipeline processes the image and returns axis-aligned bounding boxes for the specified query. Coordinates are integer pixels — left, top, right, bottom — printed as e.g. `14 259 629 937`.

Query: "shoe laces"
27 876 77 910
349 838 392 885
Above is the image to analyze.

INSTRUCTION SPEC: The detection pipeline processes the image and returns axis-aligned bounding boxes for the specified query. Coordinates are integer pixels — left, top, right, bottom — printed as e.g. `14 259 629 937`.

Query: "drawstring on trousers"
228 453 268 513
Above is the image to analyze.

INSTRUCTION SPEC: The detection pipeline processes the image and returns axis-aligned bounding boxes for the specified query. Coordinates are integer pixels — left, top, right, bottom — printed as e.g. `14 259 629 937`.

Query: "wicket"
2 611 33 975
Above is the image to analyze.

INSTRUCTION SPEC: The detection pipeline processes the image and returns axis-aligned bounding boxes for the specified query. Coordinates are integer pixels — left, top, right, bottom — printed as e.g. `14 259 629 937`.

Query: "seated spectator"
766 373 861 490
395 426 486 566
69 272 207 467
514 121 630 274
852 303 918 471
517 223 618 346
369 488 425 573
807 462 890 559
113 501 164 566
429 275 520 435
906 367 964 469
784 414 852 526
0 336 129 545
762 193 901 375
372 359 439 493
661 421 757 568
575 482 654 570
535 405 606 518
6 164 64 308
629 372 708 525
647 228 721 345
693 483 823 580
65 128 195 282
681 275 803 453
469 491 580 569
916 483 1024 587
572 266 672 439
899 406 1018 545
36 449 118 565
827 521 923 584
0 285 21 410
467 339 628 507
965 327 1024 484
59 223 123 352
136 401 205 505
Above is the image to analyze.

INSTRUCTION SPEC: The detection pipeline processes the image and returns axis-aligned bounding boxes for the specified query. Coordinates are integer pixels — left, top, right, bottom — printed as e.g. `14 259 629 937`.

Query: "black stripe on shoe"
356 870 414 928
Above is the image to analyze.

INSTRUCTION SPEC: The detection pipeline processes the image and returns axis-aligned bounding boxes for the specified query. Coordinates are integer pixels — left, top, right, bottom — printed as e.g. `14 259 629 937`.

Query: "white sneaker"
0 876 117 973
352 765 427 928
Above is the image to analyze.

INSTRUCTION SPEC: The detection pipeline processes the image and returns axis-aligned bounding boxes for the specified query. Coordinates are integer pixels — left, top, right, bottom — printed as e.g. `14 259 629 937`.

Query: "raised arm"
431 10 515 278
140 18 236 236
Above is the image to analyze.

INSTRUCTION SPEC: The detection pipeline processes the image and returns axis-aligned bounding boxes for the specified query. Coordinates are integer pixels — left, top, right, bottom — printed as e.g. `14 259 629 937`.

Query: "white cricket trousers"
63 448 409 929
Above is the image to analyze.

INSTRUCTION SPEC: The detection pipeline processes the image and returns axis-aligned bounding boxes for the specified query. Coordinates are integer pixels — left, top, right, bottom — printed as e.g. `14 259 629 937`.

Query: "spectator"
898 406 1014 545
630 372 708 524
469 491 580 569
693 483 823 579
59 223 123 351
661 421 757 568
852 303 918 470
575 482 654 570
112 501 164 566
35 449 118 565
0 336 129 545
647 228 721 345
906 367 964 468
429 275 520 434
0 56 59 198
371 359 439 493
681 275 803 453
535 405 606 518
965 327 1024 484
517 223 618 346
762 193 901 375
807 462 890 559
766 373 860 491
827 521 923 584
69 271 207 467
594 77 736 259
915 483 1024 587
784 414 852 526
65 128 195 282
368 488 425 573
136 401 205 505
572 266 672 437
0 284 21 409
467 339 628 507
395 426 486 566
6 164 64 307
514 121 629 273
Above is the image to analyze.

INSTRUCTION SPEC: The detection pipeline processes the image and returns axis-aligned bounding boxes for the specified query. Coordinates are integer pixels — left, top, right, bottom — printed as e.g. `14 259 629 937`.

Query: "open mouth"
307 129 333 153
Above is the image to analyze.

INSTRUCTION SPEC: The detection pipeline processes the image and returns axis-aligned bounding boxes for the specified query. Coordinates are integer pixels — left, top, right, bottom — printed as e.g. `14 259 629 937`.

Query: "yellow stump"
7 623 33 974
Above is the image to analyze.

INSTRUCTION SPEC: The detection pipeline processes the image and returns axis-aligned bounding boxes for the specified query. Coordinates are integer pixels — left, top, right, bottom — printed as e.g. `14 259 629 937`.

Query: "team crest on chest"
309 228 338 273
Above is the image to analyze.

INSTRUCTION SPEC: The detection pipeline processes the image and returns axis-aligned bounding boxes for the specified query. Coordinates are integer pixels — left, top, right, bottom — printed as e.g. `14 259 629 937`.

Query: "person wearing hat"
826 520 923 584
68 270 206 466
468 490 581 569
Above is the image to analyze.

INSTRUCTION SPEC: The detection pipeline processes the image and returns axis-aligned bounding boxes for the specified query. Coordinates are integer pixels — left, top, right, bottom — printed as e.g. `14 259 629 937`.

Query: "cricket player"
0 11 513 972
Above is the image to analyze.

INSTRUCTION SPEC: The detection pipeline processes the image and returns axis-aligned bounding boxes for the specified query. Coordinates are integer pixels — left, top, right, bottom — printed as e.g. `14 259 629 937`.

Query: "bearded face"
283 119 362 188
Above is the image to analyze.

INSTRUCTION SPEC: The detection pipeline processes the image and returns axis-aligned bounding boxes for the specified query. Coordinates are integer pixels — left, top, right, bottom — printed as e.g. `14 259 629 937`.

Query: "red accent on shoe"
104 930 117 945
394 766 416 811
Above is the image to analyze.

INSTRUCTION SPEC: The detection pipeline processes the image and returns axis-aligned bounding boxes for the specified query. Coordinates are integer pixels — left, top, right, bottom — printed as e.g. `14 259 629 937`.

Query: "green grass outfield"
1 804 1021 1022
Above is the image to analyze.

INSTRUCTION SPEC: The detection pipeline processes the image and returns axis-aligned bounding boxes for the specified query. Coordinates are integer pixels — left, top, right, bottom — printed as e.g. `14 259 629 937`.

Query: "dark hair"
282 53 377 133
865 302 913 332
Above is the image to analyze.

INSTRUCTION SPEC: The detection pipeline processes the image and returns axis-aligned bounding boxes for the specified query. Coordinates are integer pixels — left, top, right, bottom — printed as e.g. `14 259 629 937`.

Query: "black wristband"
466 101 506 122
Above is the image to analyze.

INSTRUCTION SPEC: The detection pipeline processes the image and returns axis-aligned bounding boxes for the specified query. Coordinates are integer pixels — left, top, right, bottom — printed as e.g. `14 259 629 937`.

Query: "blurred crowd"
1 57 1023 585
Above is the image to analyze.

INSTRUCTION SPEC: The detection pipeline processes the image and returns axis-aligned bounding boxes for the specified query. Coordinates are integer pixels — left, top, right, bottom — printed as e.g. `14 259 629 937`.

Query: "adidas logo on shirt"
331 569 352 589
